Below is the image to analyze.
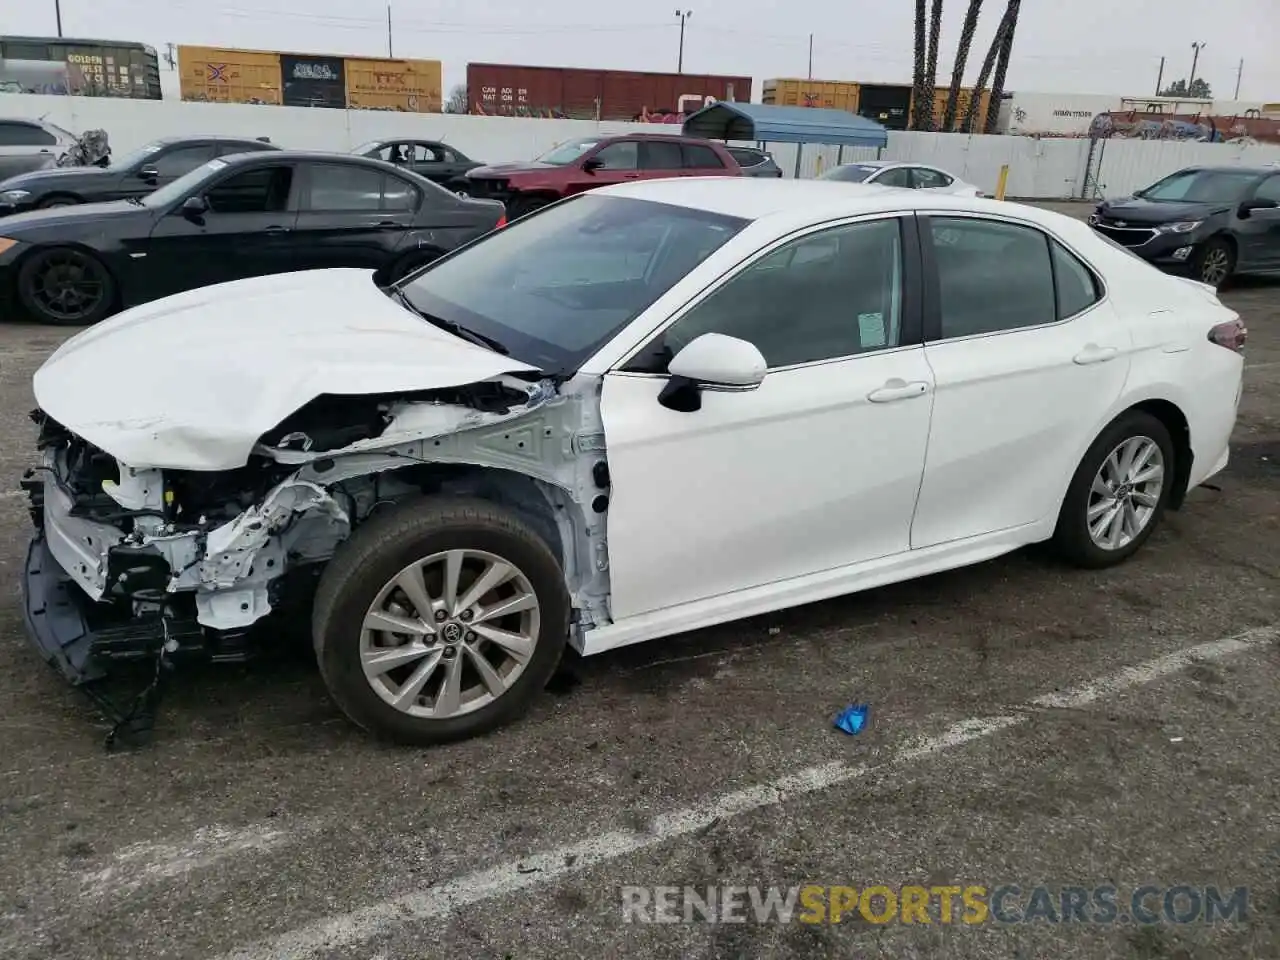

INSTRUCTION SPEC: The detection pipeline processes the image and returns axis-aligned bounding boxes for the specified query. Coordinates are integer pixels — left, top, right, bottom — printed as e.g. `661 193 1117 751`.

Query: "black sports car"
0 150 507 325
0 135 280 215
1089 164 1280 288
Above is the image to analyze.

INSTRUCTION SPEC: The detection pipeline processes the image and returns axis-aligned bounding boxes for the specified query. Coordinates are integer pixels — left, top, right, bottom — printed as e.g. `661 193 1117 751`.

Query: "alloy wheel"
28 251 106 322
1200 247 1230 286
1087 436 1165 551
359 549 540 719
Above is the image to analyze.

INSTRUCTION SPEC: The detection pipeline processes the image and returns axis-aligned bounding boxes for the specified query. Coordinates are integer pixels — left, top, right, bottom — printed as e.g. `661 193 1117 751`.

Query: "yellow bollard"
994 164 1009 200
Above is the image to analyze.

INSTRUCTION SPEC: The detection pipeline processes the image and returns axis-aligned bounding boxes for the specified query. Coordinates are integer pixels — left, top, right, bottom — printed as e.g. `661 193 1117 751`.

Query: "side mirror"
138 164 159 182
1240 197 1279 216
181 195 208 220
658 333 767 412
581 157 604 173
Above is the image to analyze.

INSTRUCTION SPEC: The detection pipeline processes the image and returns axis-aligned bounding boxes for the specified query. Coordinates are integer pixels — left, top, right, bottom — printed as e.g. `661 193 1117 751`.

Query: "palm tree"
984 0 1021 133
910 0 930 129
943 0 984 131
920 0 944 131
962 0 1014 132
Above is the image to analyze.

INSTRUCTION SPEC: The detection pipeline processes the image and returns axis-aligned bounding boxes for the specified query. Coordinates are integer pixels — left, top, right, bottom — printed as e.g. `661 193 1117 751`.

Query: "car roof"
595 176 1045 225
153 134 276 146
1178 165 1274 176
217 150 414 169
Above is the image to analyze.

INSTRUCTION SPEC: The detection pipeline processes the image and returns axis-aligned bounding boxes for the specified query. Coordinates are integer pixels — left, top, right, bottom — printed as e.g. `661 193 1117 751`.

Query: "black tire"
508 195 552 220
312 496 570 745
16 246 116 326
1194 237 1235 289
36 195 79 209
1051 411 1176 569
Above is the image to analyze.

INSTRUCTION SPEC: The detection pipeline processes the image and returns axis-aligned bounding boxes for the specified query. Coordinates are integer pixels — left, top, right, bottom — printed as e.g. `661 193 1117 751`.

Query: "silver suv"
0 117 77 179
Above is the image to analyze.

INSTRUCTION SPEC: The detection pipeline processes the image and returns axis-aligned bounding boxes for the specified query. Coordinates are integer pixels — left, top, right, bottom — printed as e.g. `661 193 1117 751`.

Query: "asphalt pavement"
0 202 1277 960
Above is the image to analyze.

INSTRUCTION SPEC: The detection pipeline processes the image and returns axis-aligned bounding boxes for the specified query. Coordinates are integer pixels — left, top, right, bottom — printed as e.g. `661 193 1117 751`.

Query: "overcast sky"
9 0 1279 103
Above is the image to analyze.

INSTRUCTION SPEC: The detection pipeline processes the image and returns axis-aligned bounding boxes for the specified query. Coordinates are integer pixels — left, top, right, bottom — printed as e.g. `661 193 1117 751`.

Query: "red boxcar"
465 63 751 121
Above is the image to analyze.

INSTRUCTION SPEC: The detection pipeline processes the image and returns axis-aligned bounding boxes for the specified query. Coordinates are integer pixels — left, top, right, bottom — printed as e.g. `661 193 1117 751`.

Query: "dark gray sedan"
351 138 483 190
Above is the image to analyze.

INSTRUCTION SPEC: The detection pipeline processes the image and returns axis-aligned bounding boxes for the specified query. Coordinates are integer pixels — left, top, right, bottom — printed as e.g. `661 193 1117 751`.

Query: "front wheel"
16 246 116 326
312 497 570 745
1195 237 1235 289
1052 411 1175 569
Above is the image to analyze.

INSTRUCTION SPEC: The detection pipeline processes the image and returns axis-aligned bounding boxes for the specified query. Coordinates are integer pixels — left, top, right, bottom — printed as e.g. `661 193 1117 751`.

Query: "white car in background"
22 179 1244 746
820 159 984 196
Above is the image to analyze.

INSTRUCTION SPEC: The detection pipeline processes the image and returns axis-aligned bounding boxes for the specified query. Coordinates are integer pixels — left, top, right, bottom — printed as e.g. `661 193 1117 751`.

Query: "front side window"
929 217 1057 339
205 165 294 214
142 158 227 208
0 122 55 146
628 218 904 371
820 164 879 183
399 194 748 372
152 145 217 177
536 139 598 165
1140 169 1259 203
1253 175 1280 203
592 141 638 170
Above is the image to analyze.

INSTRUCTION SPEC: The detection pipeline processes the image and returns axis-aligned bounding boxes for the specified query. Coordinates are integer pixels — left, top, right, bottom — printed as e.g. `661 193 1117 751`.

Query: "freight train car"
763 78 991 131
1 34 160 98
178 45 442 111
466 63 750 121
178 46 283 104
345 57 442 112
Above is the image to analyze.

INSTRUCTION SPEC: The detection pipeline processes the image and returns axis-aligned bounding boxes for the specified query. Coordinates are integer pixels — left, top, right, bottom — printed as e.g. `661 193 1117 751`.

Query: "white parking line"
214 625 1278 960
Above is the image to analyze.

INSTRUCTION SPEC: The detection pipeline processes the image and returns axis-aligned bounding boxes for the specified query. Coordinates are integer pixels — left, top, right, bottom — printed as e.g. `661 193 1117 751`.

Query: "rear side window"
682 144 725 169
1051 241 1102 318
727 147 764 166
0 122 55 146
642 139 684 170
153 145 217 177
929 217 1057 338
306 163 417 211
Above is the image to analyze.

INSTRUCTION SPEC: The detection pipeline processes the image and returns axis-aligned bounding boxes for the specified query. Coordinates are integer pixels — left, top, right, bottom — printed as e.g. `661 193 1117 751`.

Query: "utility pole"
387 5 393 57
1154 56 1164 95
55 0 63 37
1234 58 1243 99
1188 41 1205 95
807 34 814 79
675 10 691 74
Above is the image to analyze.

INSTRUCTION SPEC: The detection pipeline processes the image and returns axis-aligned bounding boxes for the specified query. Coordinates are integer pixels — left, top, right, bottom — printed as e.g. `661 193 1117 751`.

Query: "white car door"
910 213 1134 549
599 214 936 621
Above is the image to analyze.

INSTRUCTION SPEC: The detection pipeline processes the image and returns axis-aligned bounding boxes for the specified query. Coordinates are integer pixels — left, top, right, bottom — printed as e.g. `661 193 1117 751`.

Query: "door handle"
1073 344 1119 364
363 220 404 227
262 225 291 234
867 379 930 403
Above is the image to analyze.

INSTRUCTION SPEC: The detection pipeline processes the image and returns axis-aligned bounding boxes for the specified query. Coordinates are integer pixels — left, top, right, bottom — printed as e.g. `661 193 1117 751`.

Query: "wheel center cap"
441 622 464 644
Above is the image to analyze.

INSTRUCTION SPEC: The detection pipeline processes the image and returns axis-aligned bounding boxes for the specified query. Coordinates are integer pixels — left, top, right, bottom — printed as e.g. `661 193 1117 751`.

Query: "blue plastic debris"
833 703 870 736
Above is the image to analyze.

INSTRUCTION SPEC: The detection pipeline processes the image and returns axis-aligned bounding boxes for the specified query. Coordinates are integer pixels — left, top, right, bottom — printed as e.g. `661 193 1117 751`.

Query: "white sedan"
24 178 1245 745
820 159 984 196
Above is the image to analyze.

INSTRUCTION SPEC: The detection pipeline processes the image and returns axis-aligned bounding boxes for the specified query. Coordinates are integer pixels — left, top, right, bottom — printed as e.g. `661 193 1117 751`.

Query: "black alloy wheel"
17 247 115 326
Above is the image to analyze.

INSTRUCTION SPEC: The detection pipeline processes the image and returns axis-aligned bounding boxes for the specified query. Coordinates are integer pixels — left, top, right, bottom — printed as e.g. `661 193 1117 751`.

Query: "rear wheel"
1052 411 1175 569
312 497 570 745
17 246 115 326
1195 237 1235 288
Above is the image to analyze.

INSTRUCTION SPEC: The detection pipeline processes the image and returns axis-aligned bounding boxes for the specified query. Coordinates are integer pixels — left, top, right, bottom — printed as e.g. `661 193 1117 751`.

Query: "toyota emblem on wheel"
441 622 463 643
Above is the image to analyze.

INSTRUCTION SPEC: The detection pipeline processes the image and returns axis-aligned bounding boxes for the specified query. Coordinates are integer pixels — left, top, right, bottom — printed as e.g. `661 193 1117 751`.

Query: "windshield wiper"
125 196 144 205
388 288 509 355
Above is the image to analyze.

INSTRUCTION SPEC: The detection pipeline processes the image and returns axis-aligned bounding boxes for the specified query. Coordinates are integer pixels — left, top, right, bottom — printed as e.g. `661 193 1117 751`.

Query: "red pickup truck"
460 133 743 219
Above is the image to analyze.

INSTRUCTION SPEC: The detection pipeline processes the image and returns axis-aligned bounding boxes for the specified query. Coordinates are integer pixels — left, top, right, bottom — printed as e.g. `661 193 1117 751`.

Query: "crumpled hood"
33 268 539 471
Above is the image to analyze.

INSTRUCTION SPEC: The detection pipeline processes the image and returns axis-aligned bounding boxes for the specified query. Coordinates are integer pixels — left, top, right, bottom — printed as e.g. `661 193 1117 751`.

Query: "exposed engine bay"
22 372 615 720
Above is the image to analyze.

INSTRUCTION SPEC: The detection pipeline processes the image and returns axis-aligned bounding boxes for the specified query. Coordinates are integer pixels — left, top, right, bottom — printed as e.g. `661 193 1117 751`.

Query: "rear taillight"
495 215 507 229
1208 318 1247 352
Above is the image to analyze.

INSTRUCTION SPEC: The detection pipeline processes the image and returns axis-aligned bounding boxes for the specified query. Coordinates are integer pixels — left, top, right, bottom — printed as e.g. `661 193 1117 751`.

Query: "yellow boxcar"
177 45 282 105
762 78 860 113
344 58 442 112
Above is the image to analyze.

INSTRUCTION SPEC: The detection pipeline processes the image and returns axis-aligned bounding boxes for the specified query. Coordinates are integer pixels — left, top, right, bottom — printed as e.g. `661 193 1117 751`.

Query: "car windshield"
140 158 228 208
399 194 750 372
820 164 881 182
536 139 599 165
109 140 164 171
1139 169 1259 202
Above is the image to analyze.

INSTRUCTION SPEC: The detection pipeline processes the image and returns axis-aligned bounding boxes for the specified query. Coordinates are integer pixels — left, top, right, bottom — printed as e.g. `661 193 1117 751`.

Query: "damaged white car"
21 178 1245 745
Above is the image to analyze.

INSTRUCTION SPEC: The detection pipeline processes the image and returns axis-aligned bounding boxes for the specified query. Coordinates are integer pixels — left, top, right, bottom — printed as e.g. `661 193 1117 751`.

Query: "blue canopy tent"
681 102 889 177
